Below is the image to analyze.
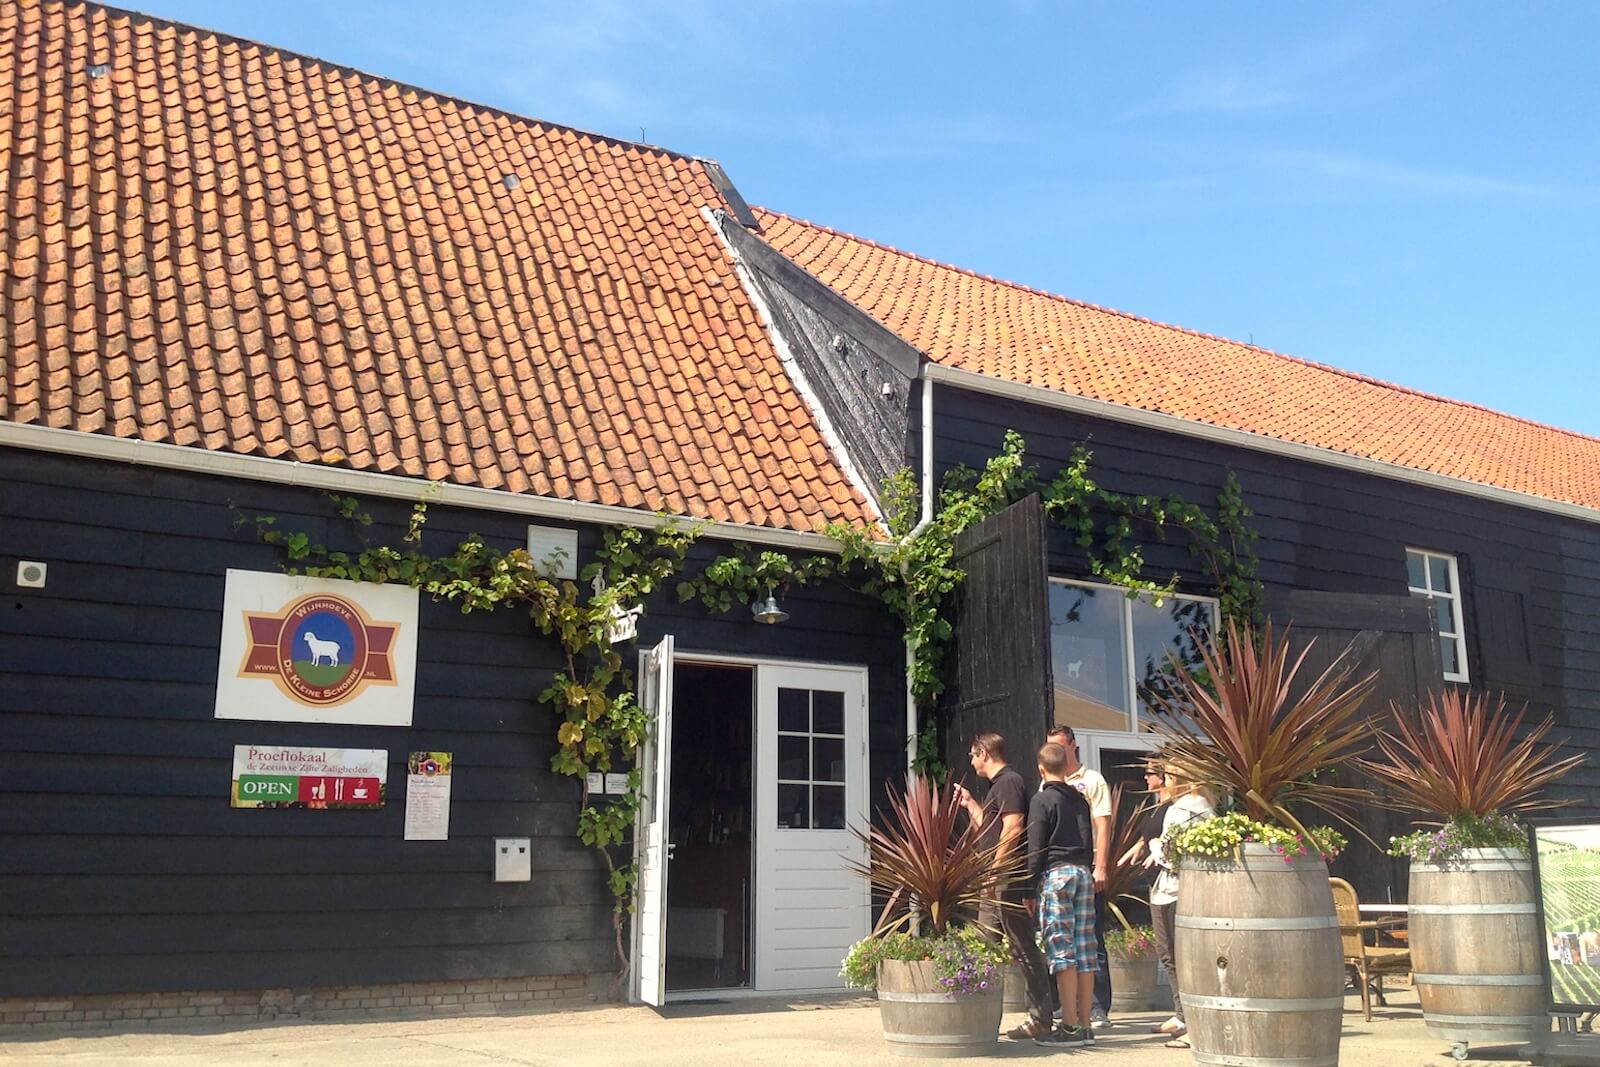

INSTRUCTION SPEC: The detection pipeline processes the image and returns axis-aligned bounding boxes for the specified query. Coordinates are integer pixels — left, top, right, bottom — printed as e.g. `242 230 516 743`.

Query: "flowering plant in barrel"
840 774 1014 1056
1105 924 1157 961
1146 619 1378 1067
1360 689 1581 1055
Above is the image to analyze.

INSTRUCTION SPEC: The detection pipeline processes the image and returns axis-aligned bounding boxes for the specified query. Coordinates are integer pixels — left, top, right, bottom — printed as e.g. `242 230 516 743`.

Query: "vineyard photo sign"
1533 821 1600 1012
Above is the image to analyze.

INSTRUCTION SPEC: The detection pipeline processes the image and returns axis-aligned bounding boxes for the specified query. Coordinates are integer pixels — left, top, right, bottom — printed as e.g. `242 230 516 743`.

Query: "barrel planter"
1001 963 1027 1013
877 959 1003 1058
1109 956 1159 1011
1176 845 1345 1066
1410 847 1547 1058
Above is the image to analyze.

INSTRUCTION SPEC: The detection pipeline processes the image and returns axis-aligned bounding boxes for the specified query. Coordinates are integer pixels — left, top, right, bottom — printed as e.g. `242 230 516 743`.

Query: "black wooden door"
1268 589 1444 904
941 494 1053 794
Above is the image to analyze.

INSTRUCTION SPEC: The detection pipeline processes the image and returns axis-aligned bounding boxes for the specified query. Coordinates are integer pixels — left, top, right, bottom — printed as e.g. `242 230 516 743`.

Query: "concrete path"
0 988 1558 1065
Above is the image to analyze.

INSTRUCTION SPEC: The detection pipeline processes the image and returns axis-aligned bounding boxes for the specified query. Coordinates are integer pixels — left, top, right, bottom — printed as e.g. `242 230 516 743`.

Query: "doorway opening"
664 662 753 991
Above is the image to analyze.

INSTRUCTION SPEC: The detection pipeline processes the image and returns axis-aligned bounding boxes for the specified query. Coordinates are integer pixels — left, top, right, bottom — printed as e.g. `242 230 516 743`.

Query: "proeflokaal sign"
215 570 419 726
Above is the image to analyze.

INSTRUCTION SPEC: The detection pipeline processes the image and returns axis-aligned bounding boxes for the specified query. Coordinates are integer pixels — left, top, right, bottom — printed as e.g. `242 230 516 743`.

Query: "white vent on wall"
526 525 578 580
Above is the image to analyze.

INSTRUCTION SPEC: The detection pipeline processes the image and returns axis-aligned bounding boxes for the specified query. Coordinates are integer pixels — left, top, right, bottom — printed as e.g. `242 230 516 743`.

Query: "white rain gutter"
0 421 846 553
925 363 1600 528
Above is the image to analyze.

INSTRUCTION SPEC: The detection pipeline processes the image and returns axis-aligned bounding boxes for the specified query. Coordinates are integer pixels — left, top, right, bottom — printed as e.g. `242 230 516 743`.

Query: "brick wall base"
0 973 614 1035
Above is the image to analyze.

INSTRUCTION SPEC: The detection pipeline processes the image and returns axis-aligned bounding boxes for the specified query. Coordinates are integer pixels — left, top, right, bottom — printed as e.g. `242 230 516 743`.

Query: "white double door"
633 641 868 1004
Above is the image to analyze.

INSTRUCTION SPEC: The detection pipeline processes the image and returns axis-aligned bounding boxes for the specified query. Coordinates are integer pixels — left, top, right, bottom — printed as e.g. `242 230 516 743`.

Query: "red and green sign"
231 745 387 809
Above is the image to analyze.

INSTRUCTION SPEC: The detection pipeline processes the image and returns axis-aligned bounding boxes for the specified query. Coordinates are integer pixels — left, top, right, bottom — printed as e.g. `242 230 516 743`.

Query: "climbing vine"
683 431 1262 776
242 429 1263 978
242 496 700 989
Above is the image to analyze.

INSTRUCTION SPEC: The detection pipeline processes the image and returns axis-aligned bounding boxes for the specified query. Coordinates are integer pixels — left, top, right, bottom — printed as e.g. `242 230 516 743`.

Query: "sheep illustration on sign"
239 592 397 706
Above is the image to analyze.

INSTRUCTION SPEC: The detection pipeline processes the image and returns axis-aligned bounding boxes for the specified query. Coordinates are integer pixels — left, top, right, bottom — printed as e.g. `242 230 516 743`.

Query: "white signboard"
404 752 453 841
231 745 388 809
215 569 419 727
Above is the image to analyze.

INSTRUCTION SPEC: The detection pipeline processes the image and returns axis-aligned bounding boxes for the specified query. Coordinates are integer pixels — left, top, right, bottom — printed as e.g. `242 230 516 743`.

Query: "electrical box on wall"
16 561 47 589
494 838 531 882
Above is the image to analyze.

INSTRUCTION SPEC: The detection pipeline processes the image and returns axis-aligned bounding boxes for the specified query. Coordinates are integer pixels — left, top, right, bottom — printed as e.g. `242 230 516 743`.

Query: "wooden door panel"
1268 591 1443 904
941 494 1053 792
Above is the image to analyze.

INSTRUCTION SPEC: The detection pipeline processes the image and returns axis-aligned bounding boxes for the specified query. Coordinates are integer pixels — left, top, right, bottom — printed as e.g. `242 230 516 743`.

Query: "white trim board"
0 420 845 554
704 206 888 536
924 363 1600 527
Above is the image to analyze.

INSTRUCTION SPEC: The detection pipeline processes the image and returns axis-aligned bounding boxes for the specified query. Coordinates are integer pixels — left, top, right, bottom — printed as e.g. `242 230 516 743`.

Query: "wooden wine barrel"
1109 956 1159 1011
877 959 1003 1058
1176 844 1345 1066
1410 848 1548 1048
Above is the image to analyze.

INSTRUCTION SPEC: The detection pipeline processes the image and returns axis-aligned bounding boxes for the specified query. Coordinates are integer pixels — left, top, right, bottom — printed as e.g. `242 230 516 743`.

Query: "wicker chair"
1330 877 1411 1021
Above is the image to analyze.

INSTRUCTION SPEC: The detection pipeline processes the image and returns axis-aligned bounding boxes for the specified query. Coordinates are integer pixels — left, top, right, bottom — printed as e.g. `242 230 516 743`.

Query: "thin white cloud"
1261 149 1581 201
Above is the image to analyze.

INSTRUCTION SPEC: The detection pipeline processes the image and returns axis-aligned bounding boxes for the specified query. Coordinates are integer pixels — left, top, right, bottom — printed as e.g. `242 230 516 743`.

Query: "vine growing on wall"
683 431 1263 776
243 428 1263 982
242 497 700 989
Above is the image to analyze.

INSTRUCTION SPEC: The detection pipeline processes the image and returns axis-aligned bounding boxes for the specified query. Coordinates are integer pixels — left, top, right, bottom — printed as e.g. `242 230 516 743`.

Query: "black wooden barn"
3 0 1597 1032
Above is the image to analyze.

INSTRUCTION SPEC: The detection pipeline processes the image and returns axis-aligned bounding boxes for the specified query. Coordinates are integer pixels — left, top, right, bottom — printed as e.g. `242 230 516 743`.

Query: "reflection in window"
1049 583 1129 732
1049 579 1218 734
1132 595 1216 729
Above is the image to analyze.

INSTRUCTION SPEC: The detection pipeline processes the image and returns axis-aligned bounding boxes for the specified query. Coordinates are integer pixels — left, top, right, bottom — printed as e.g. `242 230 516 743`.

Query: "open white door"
753 664 868 990
631 635 674 1006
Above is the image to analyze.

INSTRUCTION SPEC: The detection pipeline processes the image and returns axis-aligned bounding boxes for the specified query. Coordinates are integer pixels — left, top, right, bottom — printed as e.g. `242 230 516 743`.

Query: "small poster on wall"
214 569 419 727
1535 822 1600 1011
231 745 388 809
404 752 454 841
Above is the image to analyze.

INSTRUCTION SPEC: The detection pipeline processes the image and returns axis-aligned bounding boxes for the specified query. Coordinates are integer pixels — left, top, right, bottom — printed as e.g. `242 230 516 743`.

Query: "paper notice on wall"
404 751 453 841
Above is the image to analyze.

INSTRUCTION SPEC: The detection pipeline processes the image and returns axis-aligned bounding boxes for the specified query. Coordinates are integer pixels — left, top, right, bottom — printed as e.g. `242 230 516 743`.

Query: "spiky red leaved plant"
1146 619 1379 835
1360 688 1582 818
848 774 1016 937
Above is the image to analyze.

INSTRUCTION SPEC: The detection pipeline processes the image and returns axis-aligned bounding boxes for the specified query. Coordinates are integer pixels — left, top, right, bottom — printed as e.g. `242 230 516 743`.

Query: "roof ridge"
754 206 1600 450
83 0 699 167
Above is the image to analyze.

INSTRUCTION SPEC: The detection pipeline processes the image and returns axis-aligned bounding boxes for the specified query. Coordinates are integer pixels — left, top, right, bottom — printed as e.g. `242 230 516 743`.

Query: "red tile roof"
760 209 1600 514
0 1 876 533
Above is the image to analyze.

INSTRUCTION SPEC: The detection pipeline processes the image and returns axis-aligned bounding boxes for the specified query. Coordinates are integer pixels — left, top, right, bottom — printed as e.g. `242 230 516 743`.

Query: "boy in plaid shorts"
1026 742 1097 1047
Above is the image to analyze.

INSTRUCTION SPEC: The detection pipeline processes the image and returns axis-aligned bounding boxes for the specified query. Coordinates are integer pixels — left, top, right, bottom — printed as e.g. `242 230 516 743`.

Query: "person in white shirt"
1143 766 1216 1049
1045 725 1112 1029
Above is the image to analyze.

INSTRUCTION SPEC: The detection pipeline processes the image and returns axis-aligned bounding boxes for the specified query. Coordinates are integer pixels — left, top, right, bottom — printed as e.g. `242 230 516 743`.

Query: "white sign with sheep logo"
214 570 419 726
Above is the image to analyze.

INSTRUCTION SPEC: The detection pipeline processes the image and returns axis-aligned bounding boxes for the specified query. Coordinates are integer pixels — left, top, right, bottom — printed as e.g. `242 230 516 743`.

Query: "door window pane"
813 785 846 830
777 784 809 829
1049 583 1131 731
777 736 809 780
813 738 845 782
1132 595 1217 729
778 688 809 733
812 690 845 734
774 687 849 830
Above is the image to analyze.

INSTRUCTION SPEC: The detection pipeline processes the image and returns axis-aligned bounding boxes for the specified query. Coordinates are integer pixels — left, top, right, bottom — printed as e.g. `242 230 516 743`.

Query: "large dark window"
1049 579 1218 733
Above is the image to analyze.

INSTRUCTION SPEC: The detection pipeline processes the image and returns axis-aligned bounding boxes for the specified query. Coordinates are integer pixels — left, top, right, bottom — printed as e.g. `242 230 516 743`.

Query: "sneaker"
1089 1008 1110 1030
1034 1025 1091 1047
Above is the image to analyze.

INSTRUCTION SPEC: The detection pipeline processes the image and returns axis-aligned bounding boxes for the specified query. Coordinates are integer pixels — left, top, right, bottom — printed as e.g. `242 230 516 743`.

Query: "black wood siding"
0 448 904 998
933 386 1600 812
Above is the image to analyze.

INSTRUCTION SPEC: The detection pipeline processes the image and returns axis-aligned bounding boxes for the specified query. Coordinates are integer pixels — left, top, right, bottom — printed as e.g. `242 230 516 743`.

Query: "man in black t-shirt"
955 732 1055 1040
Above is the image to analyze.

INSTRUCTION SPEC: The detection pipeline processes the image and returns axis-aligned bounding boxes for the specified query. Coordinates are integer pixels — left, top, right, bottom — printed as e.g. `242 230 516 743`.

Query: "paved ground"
0 987 1568 1065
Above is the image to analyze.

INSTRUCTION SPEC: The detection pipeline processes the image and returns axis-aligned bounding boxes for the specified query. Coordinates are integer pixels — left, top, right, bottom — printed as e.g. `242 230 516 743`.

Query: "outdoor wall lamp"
751 589 790 625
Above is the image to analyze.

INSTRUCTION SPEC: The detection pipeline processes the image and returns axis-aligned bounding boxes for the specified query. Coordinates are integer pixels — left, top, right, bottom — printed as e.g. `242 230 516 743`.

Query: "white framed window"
1407 548 1469 683
1047 578 1219 734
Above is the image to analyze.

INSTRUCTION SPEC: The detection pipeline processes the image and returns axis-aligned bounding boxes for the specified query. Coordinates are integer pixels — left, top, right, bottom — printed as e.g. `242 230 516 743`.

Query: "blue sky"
149 1 1600 435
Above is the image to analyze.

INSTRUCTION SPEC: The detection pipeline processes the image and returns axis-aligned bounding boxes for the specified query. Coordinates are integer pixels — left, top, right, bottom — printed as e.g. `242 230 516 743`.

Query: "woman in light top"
1143 766 1215 1050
